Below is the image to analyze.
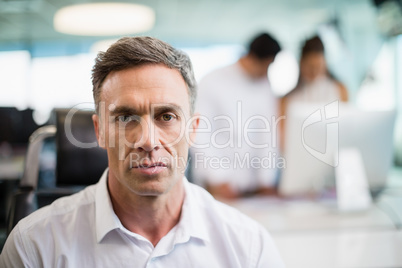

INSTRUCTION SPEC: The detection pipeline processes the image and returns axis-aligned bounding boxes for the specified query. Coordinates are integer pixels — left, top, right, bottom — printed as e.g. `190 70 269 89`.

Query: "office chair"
7 109 108 234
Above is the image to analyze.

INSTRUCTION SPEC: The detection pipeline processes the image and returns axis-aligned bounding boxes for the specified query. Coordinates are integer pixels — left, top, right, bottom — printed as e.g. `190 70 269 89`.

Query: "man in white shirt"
0 37 284 267
193 33 282 199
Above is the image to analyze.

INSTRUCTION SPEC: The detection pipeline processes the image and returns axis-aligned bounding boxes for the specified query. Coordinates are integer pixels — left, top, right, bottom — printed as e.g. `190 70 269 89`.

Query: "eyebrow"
151 104 183 115
109 104 183 116
109 106 140 116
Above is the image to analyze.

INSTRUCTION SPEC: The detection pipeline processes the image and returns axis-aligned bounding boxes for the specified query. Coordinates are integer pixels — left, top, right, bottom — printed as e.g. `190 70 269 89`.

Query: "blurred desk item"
280 104 396 197
228 196 402 268
0 155 24 181
0 155 23 228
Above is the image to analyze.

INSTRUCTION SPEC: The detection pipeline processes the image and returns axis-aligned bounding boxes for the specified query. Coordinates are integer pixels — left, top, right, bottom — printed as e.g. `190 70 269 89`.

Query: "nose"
134 118 160 152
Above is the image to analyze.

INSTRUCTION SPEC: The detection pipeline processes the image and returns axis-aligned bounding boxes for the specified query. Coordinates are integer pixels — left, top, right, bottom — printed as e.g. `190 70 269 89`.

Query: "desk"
228 197 402 268
273 228 402 268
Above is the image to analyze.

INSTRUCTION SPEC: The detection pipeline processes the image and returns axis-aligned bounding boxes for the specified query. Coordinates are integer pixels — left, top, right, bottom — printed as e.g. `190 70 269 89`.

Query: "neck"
108 176 185 246
238 56 254 77
238 54 272 79
238 56 264 79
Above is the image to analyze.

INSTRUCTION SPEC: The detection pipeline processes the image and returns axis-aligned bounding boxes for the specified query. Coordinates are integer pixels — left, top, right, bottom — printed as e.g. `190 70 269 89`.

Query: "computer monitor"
0 107 40 149
279 101 396 197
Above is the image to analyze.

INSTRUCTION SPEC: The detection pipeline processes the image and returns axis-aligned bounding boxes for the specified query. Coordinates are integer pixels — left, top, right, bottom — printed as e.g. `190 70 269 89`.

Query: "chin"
131 181 171 197
119 165 183 196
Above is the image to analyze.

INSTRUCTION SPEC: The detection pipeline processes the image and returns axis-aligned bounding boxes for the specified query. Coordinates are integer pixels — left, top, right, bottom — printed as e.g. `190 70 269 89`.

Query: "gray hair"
92 36 197 114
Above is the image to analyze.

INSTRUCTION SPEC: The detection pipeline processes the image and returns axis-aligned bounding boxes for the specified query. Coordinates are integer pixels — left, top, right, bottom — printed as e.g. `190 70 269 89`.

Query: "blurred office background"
1 0 402 115
1 0 402 265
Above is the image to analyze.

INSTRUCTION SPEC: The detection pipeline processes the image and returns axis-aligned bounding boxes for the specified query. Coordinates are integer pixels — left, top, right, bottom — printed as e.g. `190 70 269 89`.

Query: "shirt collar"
177 177 210 243
95 170 210 244
95 168 120 243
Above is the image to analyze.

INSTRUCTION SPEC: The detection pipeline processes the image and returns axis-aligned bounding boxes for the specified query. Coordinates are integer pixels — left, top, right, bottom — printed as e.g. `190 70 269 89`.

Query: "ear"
92 114 106 148
188 113 200 146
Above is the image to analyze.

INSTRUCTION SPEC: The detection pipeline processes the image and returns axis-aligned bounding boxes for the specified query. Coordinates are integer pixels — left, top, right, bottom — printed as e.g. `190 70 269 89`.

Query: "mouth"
132 162 167 168
130 162 168 175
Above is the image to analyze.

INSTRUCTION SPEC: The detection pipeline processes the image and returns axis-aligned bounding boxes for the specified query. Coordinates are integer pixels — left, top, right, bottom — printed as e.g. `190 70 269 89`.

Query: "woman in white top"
279 35 348 149
283 35 348 104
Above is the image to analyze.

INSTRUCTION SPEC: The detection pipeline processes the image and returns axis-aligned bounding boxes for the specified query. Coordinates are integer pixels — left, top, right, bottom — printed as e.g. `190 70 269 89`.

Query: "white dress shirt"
0 169 284 268
193 62 280 192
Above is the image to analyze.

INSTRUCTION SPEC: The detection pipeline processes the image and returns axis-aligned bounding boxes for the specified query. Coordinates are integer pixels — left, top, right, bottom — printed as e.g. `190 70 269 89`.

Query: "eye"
160 113 175 122
117 115 138 123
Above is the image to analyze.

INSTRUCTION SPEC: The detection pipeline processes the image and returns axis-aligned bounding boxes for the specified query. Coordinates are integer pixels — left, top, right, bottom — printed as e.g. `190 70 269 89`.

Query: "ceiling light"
54 3 155 36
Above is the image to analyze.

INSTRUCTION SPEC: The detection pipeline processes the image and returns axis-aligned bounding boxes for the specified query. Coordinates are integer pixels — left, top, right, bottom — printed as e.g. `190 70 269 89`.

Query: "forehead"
101 64 190 113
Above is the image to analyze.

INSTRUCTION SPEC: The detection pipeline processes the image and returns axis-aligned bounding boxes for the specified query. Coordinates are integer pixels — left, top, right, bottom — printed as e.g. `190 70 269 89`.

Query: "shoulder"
334 80 348 102
188 182 270 237
186 183 284 267
196 64 236 107
17 184 96 232
199 63 238 86
1 185 97 267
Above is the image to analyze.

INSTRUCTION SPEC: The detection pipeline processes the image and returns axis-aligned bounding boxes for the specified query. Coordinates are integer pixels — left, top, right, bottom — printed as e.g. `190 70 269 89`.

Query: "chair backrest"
55 109 108 186
0 107 39 146
7 108 108 234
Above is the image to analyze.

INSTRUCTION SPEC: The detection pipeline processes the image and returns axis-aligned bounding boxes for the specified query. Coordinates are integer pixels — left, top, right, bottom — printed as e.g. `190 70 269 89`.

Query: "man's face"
93 64 198 197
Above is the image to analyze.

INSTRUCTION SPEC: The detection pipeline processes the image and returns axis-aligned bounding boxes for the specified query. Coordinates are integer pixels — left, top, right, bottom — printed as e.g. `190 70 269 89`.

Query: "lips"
132 162 167 169
130 161 168 175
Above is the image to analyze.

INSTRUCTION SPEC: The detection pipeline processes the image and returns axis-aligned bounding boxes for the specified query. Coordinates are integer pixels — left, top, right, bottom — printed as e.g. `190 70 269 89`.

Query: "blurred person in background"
279 35 348 149
281 35 348 110
192 33 282 200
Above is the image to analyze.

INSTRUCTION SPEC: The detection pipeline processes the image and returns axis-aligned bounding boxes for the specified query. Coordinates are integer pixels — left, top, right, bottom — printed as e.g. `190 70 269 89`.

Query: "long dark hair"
289 35 338 96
